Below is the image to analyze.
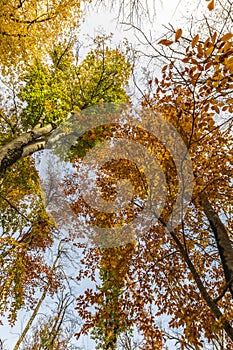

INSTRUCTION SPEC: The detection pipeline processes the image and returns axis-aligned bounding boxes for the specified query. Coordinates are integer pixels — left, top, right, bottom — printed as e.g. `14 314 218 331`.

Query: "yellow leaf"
192 34 199 48
207 0 214 11
206 45 214 56
158 39 173 46
220 33 233 42
226 57 233 66
175 29 182 42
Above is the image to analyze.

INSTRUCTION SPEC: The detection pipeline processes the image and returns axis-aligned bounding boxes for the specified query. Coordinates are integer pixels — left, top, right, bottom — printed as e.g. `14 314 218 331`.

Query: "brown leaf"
207 0 214 11
175 29 182 42
158 39 173 46
211 32 217 44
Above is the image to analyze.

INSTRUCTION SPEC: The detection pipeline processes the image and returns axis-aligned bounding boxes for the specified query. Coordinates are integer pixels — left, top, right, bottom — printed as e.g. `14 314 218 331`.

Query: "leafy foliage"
0 0 82 69
69 2 233 348
0 0 232 349
0 33 132 333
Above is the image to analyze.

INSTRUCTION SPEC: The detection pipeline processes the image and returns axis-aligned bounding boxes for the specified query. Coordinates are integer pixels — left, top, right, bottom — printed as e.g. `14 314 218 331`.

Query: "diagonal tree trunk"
199 195 233 298
0 124 54 175
166 224 233 342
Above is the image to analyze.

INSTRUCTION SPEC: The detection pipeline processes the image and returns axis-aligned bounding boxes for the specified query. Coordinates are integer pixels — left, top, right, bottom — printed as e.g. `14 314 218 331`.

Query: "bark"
0 124 53 174
200 195 233 298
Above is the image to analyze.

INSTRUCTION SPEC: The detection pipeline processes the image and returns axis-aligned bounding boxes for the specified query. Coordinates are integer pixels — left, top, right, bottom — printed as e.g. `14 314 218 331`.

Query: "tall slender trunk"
13 285 49 350
13 252 60 350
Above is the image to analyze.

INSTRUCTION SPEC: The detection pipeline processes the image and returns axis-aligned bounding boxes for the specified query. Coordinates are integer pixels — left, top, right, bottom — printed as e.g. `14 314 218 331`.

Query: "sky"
78 0 187 53
0 0 204 349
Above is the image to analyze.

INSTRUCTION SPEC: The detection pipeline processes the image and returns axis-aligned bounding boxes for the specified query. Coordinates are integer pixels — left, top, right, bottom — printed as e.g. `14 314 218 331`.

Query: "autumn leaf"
192 34 199 48
205 44 214 56
175 29 182 42
220 33 233 42
211 31 217 44
158 39 173 46
207 0 215 10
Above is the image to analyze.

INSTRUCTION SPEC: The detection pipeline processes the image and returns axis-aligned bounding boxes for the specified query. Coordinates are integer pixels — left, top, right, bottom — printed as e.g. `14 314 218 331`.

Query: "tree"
0 0 229 348
68 1 233 348
90 243 136 349
0 0 153 69
20 293 78 350
12 241 70 350
0 34 132 334
0 0 82 69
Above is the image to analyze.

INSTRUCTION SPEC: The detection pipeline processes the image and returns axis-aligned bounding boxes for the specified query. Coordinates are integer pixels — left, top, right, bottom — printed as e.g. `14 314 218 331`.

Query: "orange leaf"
220 33 233 42
211 105 220 114
207 0 214 11
175 29 182 42
192 34 199 48
211 32 217 44
205 62 212 70
197 43 203 58
158 39 173 46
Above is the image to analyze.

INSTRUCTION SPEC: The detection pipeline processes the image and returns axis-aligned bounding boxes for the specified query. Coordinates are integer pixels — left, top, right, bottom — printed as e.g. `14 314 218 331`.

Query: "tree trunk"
0 124 53 174
168 227 233 342
200 195 233 297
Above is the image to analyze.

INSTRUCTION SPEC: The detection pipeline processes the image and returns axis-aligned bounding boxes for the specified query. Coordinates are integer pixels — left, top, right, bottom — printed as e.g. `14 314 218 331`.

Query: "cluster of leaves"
0 157 56 324
0 0 82 69
19 36 131 130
